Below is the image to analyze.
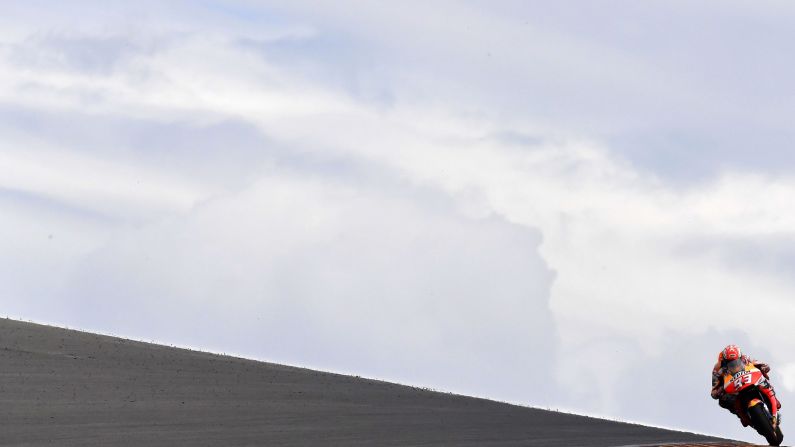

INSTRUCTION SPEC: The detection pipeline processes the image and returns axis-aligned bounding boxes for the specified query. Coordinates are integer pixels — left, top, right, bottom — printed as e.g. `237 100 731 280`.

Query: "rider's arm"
746 355 772 378
711 371 723 399
754 361 771 376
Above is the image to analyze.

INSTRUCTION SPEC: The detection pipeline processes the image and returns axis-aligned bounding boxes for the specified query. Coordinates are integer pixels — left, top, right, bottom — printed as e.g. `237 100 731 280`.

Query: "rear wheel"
748 404 781 446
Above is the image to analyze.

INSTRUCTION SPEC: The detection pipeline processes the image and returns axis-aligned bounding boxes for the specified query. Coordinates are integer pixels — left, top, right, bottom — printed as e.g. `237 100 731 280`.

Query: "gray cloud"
253 0 795 181
237 34 396 108
8 33 147 75
674 233 795 282
0 104 278 190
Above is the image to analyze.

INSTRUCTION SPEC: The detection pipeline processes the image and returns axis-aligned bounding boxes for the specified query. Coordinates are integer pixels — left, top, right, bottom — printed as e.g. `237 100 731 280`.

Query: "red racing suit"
711 354 780 418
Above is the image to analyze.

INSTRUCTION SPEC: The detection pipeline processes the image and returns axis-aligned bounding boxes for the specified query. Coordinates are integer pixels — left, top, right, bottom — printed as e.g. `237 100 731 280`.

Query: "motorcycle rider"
711 344 781 427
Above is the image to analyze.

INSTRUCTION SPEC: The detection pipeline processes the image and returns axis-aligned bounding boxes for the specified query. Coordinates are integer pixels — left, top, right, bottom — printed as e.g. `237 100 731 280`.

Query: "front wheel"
748 404 782 446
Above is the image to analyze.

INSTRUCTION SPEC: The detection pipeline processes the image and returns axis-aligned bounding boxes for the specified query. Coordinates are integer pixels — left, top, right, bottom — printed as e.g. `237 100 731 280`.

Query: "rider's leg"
720 395 750 427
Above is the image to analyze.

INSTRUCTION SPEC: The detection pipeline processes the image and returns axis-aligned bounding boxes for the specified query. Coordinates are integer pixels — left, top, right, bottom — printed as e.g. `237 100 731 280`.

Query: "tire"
748 403 781 446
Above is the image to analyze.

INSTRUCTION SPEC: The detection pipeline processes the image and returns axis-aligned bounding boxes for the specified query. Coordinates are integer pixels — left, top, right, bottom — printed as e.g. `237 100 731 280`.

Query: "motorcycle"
723 359 784 446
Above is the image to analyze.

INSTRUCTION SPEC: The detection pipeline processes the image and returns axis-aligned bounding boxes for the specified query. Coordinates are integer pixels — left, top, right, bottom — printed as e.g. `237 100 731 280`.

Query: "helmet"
721 344 742 363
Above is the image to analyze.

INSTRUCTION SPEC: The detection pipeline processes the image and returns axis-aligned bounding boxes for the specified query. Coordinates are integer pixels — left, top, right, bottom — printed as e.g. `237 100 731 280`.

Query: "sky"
1 0 794 441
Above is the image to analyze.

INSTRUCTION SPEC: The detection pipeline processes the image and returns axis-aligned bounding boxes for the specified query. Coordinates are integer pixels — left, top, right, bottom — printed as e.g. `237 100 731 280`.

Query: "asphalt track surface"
0 319 741 446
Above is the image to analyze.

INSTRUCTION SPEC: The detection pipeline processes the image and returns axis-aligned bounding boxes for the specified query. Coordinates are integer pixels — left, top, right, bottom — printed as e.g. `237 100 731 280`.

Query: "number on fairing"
734 373 753 388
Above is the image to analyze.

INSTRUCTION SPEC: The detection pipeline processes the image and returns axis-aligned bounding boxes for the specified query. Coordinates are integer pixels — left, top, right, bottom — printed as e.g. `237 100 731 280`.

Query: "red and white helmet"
721 344 742 362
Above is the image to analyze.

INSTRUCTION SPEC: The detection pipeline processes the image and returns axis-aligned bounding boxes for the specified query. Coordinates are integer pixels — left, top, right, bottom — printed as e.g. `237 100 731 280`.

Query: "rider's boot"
737 411 751 427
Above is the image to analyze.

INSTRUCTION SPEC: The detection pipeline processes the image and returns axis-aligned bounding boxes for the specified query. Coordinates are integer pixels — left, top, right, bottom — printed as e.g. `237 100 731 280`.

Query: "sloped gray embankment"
0 319 726 446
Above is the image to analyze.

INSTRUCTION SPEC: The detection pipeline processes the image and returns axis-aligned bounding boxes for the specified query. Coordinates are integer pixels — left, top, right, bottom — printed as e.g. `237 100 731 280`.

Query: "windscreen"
727 359 745 375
